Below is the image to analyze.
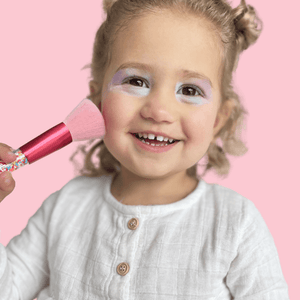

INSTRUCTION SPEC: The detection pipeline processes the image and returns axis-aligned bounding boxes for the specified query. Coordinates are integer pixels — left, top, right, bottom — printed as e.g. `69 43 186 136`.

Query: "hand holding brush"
0 98 105 202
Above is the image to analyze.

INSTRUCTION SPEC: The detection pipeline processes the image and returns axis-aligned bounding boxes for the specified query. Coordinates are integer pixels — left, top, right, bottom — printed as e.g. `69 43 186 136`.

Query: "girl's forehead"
108 11 222 87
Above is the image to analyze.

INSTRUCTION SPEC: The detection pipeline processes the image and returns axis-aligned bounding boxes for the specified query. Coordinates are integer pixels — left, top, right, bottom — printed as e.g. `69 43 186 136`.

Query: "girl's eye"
178 85 205 98
123 76 149 88
122 76 205 98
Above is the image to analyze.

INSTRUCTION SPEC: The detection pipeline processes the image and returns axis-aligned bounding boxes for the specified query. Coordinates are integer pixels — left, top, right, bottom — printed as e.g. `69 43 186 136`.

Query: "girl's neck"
110 169 199 206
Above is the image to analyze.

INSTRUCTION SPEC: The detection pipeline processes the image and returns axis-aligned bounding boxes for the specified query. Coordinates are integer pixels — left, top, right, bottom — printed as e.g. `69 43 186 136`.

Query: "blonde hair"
71 0 263 180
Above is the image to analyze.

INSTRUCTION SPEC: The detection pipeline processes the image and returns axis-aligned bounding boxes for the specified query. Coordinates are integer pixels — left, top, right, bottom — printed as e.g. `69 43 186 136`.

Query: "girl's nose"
140 90 177 124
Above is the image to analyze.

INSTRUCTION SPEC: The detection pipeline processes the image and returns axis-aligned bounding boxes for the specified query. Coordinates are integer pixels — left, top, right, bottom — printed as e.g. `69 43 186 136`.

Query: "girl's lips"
131 133 179 153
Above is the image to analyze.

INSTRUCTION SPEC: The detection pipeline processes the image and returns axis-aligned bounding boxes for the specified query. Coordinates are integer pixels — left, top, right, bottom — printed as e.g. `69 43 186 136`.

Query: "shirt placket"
108 214 141 299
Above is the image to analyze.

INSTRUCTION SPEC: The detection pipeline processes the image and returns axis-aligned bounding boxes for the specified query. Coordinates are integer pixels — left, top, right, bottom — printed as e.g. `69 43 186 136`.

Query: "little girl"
0 0 290 299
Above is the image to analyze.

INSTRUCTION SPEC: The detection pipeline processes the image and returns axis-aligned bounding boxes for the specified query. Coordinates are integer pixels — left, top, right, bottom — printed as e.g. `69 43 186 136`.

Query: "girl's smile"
130 132 180 153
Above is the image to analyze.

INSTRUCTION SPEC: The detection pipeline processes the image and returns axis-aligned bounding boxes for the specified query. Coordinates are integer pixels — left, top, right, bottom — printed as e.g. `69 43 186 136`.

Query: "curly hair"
71 0 263 180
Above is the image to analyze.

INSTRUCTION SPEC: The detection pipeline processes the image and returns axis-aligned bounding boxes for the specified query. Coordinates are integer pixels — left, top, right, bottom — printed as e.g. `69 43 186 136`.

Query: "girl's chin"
121 164 180 180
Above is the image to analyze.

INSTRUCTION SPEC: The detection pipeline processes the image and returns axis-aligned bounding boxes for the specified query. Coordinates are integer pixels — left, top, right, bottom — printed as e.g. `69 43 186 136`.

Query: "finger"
0 172 15 203
0 143 17 164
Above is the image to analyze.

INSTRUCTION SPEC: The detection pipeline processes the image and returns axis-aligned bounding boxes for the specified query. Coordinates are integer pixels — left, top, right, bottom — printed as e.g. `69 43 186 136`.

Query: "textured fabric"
0 175 289 299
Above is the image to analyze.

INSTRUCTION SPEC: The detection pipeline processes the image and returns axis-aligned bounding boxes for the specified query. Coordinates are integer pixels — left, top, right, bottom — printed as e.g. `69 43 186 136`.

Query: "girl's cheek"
101 91 137 131
101 85 149 132
101 94 122 130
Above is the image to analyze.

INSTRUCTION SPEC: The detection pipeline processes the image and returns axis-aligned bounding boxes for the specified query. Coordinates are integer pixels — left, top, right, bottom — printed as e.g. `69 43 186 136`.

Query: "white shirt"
0 175 289 299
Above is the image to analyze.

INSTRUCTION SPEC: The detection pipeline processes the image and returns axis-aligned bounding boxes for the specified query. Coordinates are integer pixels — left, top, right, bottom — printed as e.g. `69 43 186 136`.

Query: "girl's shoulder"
60 175 108 194
209 182 268 232
210 183 253 208
43 175 111 216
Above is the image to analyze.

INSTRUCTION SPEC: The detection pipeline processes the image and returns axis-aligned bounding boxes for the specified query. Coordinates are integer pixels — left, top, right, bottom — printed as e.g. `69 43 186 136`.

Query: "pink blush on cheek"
101 102 113 131
101 93 132 134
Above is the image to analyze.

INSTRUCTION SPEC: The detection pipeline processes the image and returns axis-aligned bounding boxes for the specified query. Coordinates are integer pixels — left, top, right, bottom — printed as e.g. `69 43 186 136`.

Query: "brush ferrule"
19 122 72 164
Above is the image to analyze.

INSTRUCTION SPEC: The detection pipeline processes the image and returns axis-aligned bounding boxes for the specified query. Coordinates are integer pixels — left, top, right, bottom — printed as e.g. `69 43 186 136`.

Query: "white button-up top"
0 175 289 299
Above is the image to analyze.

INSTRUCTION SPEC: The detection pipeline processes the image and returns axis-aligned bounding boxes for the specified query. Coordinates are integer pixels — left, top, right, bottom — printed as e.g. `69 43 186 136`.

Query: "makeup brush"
0 99 105 173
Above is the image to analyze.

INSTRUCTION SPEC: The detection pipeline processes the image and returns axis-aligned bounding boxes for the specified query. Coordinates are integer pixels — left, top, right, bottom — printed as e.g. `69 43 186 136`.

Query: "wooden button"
128 218 139 230
117 262 130 276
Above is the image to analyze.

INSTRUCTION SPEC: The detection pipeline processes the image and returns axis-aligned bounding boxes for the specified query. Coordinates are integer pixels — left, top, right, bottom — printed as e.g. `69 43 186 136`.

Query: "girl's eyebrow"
115 62 213 88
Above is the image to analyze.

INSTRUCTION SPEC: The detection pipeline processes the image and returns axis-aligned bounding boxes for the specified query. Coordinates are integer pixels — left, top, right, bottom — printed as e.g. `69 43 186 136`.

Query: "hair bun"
103 0 119 14
232 0 263 52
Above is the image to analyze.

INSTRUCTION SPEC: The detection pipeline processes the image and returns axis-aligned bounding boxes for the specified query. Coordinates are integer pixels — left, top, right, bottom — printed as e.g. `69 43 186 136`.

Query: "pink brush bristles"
63 99 105 141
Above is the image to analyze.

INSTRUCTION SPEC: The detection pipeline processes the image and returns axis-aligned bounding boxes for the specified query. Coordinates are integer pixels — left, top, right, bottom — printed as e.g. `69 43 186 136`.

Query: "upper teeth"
137 133 174 143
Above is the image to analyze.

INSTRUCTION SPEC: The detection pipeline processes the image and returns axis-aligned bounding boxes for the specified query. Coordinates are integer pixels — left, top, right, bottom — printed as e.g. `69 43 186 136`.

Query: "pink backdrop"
0 1 298 299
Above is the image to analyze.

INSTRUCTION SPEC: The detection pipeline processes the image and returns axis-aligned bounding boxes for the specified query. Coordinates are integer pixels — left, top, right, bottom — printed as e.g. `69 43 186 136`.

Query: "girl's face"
99 10 223 180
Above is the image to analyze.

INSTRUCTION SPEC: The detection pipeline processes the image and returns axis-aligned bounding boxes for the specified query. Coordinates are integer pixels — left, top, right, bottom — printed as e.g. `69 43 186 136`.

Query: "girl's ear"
213 99 236 140
89 80 102 107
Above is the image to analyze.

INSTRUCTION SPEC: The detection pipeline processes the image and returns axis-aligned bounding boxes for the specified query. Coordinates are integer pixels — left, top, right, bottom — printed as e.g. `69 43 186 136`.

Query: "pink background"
0 0 298 299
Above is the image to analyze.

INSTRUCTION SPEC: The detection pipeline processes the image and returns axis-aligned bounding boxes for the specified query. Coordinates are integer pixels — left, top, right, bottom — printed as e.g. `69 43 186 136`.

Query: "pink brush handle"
0 122 72 173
